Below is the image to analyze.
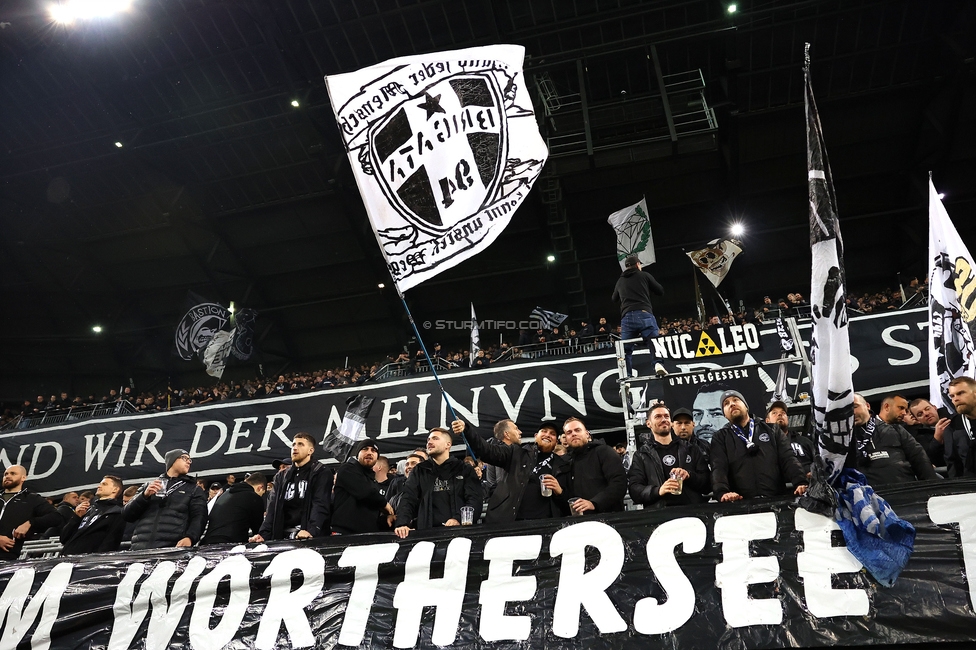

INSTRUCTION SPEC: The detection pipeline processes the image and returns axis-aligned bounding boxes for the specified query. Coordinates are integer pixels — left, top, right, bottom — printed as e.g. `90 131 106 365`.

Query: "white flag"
470 302 480 367
325 45 548 291
686 238 742 288
529 307 568 330
202 329 235 379
928 179 976 411
805 46 854 484
608 198 655 270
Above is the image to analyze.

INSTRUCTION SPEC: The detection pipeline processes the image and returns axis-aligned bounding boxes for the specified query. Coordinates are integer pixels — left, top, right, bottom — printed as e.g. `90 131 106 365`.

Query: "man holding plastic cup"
393 427 483 538
453 420 570 523
562 417 628 515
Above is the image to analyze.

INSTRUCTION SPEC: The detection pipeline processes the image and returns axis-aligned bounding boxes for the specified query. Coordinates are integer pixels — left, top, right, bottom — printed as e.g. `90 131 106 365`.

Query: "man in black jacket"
629 404 710 509
766 401 815 476
711 391 808 502
0 465 61 561
908 397 948 467
201 472 266 545
332 440 394 535
124 449 208 550
943 377 976 478
612 254 666 377
847 393 938 485
60 475 126 555
563 417 628 515
394 428 483 538
455 421 569 523
251 432 333 542
483 419 522 499
671 407 710 466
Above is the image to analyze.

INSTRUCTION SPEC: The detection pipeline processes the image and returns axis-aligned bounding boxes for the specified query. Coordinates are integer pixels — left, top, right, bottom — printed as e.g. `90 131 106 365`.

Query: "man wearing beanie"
710 391 808 502
332 440 395 535
123 449 207 550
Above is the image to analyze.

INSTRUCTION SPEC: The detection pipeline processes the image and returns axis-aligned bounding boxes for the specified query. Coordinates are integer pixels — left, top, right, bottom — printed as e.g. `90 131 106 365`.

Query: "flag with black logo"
686 238 742 288
804 46 854 484
608 198 655 270
325 45 548 291
530 306 568 330
928 178 976 410
174 292 230 361
321 395 376 461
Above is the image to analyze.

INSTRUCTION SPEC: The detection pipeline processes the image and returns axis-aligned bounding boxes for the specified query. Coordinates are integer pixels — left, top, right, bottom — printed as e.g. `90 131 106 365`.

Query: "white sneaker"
654 363 668 377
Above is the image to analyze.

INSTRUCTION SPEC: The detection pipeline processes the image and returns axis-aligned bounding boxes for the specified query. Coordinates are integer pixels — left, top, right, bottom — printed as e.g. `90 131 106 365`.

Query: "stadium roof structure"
0 0 973 397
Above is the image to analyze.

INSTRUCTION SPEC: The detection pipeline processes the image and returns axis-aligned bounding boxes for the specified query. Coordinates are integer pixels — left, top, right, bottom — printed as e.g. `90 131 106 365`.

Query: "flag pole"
395 284 477 460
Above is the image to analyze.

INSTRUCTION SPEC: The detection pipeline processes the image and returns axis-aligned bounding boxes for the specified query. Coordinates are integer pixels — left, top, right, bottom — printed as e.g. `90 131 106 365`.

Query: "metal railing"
370 357 456 382
2 400 137 431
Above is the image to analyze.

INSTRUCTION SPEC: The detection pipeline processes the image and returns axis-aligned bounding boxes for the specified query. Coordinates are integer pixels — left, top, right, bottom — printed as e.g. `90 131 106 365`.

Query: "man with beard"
562 417 628 515
0 465 61 562
711 391 808 502
908 397 947 466
944 377 976 477
60 475 126 555
250 432 333 542
612 255 666 377
878 395 909 426
847 394 938 485
332 440 395 535
124 450 207 550
692 382 729 444
454 421 569 523
629 404 710 508
483 419 523 499
671 407 710 466
766 401 815 476
394 428 483 538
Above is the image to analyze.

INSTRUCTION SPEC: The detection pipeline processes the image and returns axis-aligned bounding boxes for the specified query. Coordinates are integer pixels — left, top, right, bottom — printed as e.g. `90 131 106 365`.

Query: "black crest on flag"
369 73 507 236
175 298 230 361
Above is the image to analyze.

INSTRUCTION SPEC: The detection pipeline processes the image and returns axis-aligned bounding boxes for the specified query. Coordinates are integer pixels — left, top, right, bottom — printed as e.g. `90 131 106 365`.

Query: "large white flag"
928 179 976 411
805 47 854 484
608 198 655 270
686 238 742 288
325 45 548 291
470 302 480 367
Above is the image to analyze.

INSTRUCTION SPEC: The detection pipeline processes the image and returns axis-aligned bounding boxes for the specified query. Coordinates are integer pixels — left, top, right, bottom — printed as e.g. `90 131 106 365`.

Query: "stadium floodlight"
291 100 300 108
730 222 745 237
937 192 945 200
92 325 103 333
50 0 134 24
377 283 385 289
546 254 556 262
727 4 737 14
114 141 123 148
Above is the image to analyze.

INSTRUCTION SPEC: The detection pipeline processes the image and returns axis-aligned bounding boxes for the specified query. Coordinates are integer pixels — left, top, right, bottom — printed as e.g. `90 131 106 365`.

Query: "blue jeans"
620 310 659 375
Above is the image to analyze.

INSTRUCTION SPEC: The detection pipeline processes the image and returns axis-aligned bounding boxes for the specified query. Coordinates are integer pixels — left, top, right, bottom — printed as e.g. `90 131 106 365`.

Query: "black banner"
1 309 929 495
2 480 974 649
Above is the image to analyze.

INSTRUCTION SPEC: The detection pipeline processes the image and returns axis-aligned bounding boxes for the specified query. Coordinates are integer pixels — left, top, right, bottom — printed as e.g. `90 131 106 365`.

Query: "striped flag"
805 45 854 485
470 302 480 367
530 306 568 330
928 178 976 410
320 395 375 462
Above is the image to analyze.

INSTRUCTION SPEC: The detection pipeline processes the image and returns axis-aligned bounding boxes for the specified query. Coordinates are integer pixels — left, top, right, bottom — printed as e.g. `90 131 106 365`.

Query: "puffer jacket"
123 474 207 550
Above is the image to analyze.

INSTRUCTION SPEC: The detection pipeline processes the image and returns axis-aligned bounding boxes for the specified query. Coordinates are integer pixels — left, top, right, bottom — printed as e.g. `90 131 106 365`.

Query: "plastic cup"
567 497 583 516
540 474 553 497
670 470 683 495
460 506 475 526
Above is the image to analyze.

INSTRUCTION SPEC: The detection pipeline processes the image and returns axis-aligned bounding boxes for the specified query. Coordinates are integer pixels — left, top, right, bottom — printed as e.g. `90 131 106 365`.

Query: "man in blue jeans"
612 254 666 377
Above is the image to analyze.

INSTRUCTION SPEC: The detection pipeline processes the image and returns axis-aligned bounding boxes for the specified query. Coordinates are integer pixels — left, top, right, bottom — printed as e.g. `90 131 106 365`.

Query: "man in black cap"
711 391 808 502
200 472 267 545
766 400 815 476
123 449 207 550
332 439 394 535
612 254 666 377
629 403 711 509
671 407 710 466
251 432 333 542
60 475 126 555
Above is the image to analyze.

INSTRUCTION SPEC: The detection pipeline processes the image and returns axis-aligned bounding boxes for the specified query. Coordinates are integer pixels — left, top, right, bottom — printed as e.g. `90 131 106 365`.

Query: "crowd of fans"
0 282 926 430
1 370 970 563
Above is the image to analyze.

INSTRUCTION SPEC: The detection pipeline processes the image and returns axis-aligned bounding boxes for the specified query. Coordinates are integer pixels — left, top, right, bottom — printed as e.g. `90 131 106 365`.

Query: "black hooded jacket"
60 497 126 555
393 456 483 530
0 489 61 561
124 474 207 550
200 482 265 545
846 417 939 485
567 439 628 512
332 458 389 534
711 419 808 500
611 267 664 317
464 426 570 523
258 460 333 539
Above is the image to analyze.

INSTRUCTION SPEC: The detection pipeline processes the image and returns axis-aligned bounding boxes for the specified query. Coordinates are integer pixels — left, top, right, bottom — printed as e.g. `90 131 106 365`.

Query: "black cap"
272 458 292 470
209 482 221 490
354 439 380 455
671 407 694 421
767 400 789 414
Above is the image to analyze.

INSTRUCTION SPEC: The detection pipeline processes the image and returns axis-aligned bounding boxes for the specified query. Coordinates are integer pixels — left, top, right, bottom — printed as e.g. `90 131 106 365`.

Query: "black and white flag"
320 395 376 462
530 306 568 330
470 302 480 367
805 44 854 484
608 198 655 270
175 292 230 361
686 238 742 288
325 45 548 291
928 178 976 411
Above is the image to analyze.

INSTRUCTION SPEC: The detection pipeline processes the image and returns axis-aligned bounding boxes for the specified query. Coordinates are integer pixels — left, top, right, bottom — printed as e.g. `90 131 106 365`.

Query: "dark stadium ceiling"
0 0 974 397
